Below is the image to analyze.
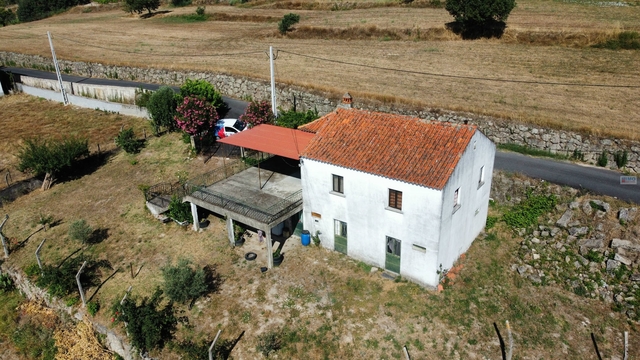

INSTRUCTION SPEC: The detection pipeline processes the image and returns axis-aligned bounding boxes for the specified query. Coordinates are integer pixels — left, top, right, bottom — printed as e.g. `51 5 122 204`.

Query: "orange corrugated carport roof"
217 124 316 160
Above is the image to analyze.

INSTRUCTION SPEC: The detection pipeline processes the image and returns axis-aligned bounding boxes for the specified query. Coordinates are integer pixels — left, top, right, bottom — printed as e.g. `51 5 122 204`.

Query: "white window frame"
453 187 461 213
478 166 485 189
331 174 344 196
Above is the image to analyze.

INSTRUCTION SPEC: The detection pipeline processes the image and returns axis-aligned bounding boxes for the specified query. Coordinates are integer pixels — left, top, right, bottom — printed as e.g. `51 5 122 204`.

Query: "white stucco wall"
21 76 137 104
437 131 496 272
301 158 444 287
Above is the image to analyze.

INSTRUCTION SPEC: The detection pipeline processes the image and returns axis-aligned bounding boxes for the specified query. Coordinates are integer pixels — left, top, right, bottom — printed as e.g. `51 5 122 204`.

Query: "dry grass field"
1 0 639 139
1 94 640 359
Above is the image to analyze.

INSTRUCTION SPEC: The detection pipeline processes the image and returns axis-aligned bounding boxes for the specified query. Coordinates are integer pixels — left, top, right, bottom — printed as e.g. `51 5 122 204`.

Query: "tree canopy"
123 0 160 15
178 79 228 118
147 86 178 134
17 137 89 190
445 0 516 38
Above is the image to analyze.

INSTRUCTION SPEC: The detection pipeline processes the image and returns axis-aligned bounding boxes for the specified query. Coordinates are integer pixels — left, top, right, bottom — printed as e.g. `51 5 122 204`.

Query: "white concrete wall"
16 84 150 119
437 131 496 272
21 76 137 104
301 158 443 287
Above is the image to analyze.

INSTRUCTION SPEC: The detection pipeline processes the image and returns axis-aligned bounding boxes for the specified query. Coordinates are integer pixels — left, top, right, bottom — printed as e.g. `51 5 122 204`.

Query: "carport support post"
266 229 273 269
226 217 235 246
191 203 200 231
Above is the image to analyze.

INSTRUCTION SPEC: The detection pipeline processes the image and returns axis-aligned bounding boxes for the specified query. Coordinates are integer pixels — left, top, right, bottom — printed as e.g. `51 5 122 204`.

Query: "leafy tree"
36 256 100 298
0 8 16 26
17 137 89 190
276 108 319 129
178 79 228 117
445 0 515 38
68 219 93 244
278 13 300 34
115 127 144 154
162 258 208 306
239 100 274 128
147 86 178 134
123 0 160 15
112 288 185 353
174 95 218 136
17 0 89 22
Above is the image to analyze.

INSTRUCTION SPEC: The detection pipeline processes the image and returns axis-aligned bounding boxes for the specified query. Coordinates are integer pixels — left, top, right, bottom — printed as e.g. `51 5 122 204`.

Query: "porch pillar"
190 202 200 231
266 228 273 269
226 217 235 246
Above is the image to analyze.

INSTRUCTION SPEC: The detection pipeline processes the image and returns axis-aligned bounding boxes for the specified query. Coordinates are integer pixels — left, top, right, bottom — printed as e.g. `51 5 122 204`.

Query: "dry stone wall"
2 51 639 173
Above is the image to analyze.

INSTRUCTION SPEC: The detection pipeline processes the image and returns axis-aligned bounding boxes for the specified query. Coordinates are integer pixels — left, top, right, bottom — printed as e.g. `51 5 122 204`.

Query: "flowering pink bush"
174 95 218 136
239 100 274 127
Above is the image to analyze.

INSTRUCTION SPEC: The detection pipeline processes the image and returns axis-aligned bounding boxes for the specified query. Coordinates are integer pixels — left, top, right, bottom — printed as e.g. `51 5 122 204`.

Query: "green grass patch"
498 143 567 160
593 31 640 50
160 14 208 23
503 190 557 229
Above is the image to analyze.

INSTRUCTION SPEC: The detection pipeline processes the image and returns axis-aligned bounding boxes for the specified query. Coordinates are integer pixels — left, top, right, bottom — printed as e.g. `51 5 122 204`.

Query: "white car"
215 118 247 139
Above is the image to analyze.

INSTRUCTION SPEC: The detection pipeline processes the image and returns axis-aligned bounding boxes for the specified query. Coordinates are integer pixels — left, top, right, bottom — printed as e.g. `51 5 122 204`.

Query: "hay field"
0 0 639 139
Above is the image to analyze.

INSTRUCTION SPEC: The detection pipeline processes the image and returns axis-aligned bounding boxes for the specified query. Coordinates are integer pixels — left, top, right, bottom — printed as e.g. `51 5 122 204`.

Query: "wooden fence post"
35 238 46 271
209 329 222 360
76 261 88 307
0 215 9 258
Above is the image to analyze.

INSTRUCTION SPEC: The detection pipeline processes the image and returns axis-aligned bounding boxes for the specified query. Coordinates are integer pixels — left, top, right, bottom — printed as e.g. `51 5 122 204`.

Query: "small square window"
332 175 344 194
478 166 485 188
453 188 461 213
388 189 403 210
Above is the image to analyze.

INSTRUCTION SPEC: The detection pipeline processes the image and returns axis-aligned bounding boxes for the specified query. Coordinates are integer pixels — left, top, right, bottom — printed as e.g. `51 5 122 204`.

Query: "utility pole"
269 46 278 118
76 261 88 307
47 31 69 105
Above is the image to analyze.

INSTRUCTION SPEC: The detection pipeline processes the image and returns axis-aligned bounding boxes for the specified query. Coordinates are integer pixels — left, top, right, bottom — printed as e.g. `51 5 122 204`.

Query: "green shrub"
597 151 608 167
123 0 160 14
593 31 640 50
36 256 100 298
0 273 14 293
168 195 193 223
68 219 93 244
276 108 319 129
135 87 152 109
171 0 191 6
147 86 178 135
112 288 185 353
0 8 17 26
178 79 228 117
195 6 205 15
614 150 628 169
278 13 300 34
115 127 144 154
485 216 498 230
11 322 57 360
25 263 40 277
162 258 209 305
256 329 282 357
502 190 557 229
87 300 100 316
17 137 90 189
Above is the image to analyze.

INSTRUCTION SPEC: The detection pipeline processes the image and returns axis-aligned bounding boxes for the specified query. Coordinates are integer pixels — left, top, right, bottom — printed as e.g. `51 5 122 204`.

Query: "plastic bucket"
301 230 311 246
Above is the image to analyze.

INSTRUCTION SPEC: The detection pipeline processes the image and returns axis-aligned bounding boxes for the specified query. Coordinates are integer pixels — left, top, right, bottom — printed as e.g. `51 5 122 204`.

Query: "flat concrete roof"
203 166 301 212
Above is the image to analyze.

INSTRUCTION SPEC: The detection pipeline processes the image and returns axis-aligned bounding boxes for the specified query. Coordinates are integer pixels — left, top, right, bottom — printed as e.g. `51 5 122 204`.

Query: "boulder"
607 259 621 272
556 210 573 228
619 208 638 223
614 253 633 266
582 202 593 216
591 200 611 212
569 227 589 236
610 239 640 252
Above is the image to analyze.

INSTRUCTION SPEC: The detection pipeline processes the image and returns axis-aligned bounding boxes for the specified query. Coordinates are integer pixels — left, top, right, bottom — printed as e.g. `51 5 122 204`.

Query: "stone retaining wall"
2 51 638 173
0 264 140 360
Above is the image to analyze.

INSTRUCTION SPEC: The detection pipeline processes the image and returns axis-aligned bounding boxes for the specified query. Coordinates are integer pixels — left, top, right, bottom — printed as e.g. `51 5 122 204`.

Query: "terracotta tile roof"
300 108 477 190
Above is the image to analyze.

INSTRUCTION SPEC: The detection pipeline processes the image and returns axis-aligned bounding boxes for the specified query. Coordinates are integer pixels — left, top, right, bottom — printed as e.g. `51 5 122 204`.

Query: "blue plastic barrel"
301 230 311 246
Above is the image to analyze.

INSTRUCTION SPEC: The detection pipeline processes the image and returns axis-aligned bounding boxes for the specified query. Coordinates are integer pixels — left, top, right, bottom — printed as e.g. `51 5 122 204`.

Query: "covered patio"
184 124 315 268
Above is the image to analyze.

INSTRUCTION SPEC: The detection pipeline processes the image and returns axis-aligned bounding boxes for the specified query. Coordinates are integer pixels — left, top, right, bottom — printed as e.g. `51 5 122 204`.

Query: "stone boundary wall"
0 264 141 360
1 51 638 173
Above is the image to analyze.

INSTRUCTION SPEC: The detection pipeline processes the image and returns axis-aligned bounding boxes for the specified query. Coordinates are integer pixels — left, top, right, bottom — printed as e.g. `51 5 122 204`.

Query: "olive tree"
445 0 516 37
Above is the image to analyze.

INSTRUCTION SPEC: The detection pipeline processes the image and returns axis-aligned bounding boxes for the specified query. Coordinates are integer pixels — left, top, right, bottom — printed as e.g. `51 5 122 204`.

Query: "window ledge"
385 206 403 214
477 181 485 189
330 191 345 198
453 204 461 214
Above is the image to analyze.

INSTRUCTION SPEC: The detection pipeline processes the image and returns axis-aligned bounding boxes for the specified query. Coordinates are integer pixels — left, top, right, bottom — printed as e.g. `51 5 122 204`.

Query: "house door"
385 236 401 273
334 220 347 254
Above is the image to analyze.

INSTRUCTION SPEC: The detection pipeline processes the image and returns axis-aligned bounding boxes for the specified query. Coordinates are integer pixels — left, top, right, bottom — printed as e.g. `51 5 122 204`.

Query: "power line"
53 34 264 58
279 49 640 89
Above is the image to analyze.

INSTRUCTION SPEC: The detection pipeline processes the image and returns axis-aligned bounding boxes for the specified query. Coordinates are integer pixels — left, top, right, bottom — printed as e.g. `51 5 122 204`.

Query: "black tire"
245 252 257 261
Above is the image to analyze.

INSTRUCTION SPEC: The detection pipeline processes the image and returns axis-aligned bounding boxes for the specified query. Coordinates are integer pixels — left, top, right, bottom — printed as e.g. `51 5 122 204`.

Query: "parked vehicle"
215 118 247 139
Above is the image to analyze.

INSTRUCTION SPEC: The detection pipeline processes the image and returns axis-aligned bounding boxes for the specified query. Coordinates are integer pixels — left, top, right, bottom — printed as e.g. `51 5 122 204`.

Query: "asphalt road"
2 67 638 204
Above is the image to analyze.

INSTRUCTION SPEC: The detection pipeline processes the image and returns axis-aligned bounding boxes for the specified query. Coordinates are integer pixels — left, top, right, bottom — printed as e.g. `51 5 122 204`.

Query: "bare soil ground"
0 0 639 139
1 94 639 359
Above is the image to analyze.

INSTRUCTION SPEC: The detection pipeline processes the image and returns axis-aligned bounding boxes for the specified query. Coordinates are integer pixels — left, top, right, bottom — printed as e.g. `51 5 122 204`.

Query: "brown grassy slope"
0 2 639 139
0 94 639 359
